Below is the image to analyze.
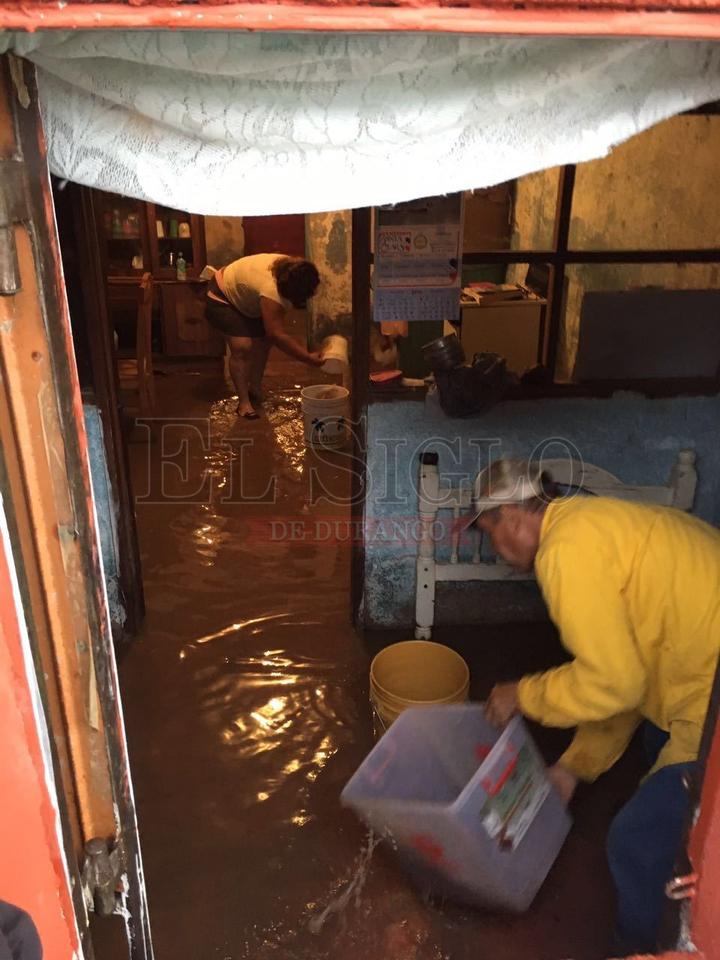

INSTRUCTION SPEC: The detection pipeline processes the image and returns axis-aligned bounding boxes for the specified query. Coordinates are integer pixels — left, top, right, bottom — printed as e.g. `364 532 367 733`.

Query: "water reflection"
263 389 306 480
208 647 353 799
193 614 289 645
127 366 455 960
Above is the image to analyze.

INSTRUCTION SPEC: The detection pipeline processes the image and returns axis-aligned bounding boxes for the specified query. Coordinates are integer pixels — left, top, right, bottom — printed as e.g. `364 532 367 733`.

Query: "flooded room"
2 14 720 960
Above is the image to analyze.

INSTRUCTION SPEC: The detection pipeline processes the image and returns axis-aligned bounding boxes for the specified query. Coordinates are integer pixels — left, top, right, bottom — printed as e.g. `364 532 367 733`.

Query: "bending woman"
206 254 324 418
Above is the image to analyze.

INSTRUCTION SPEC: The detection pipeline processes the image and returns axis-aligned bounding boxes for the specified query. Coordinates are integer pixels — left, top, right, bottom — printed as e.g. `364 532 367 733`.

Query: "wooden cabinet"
160 282 224 357
96 191 206 279
97 194 151 278
96 191 222 357
146 203 205 279
97 200 308 359
459 297 547 375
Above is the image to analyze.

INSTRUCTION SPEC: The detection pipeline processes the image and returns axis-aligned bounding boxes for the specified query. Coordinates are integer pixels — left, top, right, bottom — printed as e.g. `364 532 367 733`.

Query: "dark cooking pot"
422 334 466 372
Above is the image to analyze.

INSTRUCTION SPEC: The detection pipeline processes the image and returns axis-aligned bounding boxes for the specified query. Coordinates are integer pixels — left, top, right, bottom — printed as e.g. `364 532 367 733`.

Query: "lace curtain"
3 31 720 214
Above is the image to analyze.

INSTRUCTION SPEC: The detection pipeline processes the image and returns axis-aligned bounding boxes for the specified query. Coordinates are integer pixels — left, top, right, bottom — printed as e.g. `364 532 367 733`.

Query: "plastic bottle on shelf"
168 251 175 268
111 209 122 238
176 253 187 281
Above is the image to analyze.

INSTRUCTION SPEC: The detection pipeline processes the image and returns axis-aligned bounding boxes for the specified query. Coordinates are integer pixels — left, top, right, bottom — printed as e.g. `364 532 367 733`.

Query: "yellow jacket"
518 496 720 782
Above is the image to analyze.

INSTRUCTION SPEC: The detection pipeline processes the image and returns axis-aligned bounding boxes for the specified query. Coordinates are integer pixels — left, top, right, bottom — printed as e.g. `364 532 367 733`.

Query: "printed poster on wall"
373 194 463 324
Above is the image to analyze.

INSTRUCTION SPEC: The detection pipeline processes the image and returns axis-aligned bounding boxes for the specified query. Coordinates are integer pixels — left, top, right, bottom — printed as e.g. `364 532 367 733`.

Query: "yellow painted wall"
512 115 720 379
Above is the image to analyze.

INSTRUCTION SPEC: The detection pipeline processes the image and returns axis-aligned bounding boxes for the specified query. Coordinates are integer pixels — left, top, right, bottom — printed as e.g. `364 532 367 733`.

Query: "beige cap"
468 458 545 525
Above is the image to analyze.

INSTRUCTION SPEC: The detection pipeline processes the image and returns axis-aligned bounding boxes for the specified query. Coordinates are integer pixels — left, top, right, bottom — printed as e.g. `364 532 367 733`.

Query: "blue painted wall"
363 392 720 629
84 404 126 633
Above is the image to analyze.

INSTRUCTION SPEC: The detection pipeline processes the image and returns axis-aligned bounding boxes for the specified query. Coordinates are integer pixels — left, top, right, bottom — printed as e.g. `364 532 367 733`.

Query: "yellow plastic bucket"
370 640 470 732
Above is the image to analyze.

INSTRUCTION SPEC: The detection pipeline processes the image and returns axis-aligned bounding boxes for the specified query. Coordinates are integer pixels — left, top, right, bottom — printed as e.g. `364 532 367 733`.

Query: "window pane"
569 115 720 251
558 262 720 382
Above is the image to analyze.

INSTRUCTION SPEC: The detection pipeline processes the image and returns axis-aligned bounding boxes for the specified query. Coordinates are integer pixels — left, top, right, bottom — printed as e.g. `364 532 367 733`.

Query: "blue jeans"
606 725 696 954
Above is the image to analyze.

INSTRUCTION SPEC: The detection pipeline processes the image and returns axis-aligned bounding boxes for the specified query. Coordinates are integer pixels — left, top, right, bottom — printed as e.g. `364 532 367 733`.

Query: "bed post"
416 451 440 640
669 449 698 512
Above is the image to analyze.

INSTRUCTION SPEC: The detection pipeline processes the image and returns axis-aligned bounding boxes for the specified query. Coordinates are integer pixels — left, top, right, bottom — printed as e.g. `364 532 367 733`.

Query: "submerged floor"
106 354 643 960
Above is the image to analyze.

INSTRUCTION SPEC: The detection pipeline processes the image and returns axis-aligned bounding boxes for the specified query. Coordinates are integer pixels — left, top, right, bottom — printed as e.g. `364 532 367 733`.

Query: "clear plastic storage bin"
341 704 571 912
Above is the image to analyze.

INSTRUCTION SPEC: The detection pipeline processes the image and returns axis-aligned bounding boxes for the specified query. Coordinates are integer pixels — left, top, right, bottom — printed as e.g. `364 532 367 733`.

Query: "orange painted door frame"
0 54 152 959
1 0 720 38
0 5 719 957
0 497 83 960
686 677 720 960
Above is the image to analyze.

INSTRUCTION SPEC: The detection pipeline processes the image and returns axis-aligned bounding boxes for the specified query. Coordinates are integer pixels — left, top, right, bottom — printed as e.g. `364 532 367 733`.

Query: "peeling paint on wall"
326 216 349 273
306 210 352 345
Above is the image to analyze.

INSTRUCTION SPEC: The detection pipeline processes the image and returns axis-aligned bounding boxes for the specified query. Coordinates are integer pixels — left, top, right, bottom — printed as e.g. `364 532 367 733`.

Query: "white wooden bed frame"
414 449 698 639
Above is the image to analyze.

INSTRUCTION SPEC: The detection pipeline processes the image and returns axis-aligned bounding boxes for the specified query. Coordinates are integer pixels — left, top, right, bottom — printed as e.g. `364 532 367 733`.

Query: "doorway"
55 181 380 958
54 180 649 960
4 44 719 960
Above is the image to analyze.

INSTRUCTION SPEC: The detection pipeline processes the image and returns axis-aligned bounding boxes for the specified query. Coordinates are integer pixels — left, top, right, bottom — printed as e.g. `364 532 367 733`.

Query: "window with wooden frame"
463 109 720 398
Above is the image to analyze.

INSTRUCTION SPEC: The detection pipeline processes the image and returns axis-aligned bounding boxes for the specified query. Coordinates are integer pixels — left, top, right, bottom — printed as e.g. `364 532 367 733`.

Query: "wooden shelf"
96 191 212 357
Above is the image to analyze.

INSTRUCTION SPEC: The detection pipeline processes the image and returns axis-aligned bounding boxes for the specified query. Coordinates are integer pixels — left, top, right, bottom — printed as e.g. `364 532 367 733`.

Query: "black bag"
433 352 516 418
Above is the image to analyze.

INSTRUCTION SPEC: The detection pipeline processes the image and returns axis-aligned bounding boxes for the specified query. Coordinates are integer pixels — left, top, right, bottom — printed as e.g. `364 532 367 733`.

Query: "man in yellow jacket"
470 458 720 953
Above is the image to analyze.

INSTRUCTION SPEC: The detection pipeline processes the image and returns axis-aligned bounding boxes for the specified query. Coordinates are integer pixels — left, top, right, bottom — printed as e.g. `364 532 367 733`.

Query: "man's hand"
486 682 520 727
308 351 325 367
546 764 578 804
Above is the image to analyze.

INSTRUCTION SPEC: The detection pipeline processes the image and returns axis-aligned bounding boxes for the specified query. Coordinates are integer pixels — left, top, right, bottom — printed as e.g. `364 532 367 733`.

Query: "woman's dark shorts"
206 275 266 339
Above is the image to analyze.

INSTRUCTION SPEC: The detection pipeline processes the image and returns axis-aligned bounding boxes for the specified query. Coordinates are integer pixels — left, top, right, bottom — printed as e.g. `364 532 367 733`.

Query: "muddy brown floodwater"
108 357 639 960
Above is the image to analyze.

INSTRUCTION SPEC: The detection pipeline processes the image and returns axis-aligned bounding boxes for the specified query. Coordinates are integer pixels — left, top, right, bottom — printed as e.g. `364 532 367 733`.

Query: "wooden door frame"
73 184 146 637
0 54 152 959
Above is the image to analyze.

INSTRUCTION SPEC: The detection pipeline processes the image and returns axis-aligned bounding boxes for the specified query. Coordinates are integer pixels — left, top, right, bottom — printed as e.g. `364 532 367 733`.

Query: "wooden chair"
118 273 155 418
136 273 155 416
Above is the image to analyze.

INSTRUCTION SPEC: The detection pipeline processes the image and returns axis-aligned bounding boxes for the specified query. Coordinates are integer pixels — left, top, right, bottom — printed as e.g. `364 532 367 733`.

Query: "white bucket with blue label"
301 384 350 449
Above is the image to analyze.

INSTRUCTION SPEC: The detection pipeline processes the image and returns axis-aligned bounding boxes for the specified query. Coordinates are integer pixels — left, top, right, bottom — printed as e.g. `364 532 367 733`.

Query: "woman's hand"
486 682 520 728
261 298 326 367
546 764 578 804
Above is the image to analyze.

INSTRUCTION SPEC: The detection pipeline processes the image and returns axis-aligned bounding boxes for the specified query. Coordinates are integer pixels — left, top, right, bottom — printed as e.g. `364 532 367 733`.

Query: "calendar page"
374 195 463 324
373 288 461 325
